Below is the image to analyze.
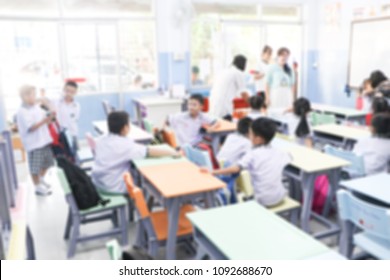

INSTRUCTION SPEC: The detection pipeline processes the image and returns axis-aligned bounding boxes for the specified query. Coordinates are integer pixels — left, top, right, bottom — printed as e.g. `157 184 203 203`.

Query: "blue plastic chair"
182 144 213 170
324 145 365 178
337 190 390 259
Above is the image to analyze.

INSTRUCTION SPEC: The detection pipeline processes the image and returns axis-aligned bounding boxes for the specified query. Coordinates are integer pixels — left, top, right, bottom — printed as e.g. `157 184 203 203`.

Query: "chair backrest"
85 132 96 155
123 173 149 218
57 167 72 195
143 119 154 134
106 239 121 260
182 144 213 170
324 145 365 177
311 112 337 126
202 97 209 112
123 173 136 199
162 128 178 148
337 190 390 241
236 170 254 197
102 100 115 116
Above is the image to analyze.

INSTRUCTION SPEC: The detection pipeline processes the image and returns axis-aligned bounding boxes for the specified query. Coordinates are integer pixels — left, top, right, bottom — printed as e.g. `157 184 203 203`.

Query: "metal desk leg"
300 173 316 233
166 197 180 260
322 168 341 217
205 191 217 208
211 136 220 156
26 226 36 260
339 220 354 259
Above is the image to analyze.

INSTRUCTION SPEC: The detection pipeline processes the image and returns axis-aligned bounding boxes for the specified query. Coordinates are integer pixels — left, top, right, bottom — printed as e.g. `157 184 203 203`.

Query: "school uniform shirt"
209 66 247 118
16 104 53 152
238 145 291 206
91 134 147 193
284 112 313 139
54 98 80 137
247 111 266 120
217 133 252 165
168 112 216 146
353 137 390 175
255 60 270 93
266 64 295 110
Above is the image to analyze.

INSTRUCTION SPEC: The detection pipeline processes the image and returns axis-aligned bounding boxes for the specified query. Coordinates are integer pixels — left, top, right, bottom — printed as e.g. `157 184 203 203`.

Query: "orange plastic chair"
233 109 249 119
123 173 195 257
202 97 209 112
233 98 249 109
162 128 178 148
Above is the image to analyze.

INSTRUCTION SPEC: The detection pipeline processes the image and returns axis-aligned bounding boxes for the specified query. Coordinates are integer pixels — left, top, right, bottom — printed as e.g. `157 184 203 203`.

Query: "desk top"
93 120 153 143
312 103 366 118
138 160 225 198
272 137 349 173
313 124 371 140
133 97 184 106
340 173 390 204
187 201 330 260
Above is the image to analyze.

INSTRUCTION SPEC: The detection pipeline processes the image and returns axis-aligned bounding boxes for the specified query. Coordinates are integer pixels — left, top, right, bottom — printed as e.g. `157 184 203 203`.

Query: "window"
0 0 59 17
190 3 303 88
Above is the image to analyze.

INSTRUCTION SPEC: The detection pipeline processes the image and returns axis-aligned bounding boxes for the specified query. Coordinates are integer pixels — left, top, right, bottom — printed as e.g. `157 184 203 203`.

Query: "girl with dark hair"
284 97 312 146
265 47 296 111
209 54 250 119
253 45 273 96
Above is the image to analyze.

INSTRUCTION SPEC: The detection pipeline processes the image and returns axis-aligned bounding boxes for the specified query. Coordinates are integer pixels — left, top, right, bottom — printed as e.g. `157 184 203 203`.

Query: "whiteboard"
348 17 390 88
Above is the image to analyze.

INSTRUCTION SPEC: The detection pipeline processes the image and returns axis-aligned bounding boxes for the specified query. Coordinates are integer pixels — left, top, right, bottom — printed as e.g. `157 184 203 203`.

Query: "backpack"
312 175 329 214
57 156 109 210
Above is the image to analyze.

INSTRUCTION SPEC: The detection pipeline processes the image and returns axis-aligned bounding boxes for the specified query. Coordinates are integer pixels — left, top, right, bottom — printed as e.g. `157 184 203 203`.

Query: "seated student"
372 96 390 114
210 118 291 207
284 97 312 146
92 111 180 194
16 85 55 196
247 95 266 120
217 117 252 165
167 94 219 146
353 113 390 175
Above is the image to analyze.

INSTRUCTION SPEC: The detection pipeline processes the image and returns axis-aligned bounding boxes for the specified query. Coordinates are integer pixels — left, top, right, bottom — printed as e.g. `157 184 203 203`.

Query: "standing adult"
253 45 273 97
209 55 250 119
265 47 296 111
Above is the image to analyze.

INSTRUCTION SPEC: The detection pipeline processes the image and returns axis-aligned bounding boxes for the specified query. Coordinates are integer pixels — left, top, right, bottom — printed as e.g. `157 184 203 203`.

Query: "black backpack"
57 156 109 210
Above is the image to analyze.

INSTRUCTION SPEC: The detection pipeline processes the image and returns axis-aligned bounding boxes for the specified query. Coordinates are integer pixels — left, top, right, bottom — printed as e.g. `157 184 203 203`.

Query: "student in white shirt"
247 95 266 120
353 113 390 175
285 97 312 146
371 96 390 115
168 94 219 147
209 55 250 119
253 45 273 95
210 118 291 207
217 117 252 166
16 85 55 196
92 111 181 194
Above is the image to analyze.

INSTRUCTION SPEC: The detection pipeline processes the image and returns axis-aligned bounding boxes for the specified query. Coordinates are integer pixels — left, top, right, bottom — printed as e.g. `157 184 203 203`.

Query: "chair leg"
119 206 128 246
289 208 300 226
67 214 80 258
148 241 159 259
64 209 72 240
111 211 119 227
26 226 36 260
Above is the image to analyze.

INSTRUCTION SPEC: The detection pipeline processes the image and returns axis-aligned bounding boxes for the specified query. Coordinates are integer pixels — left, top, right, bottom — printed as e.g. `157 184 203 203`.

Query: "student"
217 117 252 165
372 96 390 114
92 111 181 194
353 113 390 175
285 97 312 145
265 47 296 110
247 95 266 120
209 55 250 119
253 45 273 96
167 94 219 147
191 66 203 85
16 85 55 196
210 118 291 207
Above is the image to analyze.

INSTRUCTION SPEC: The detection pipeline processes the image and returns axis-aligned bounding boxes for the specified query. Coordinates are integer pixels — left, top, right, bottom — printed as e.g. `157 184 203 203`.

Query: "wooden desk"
340 173 390 205
137 160 225 259
93 120 153 144
272 137 349 238
313 124 370 149
206 120 237 155
187 201 338 260
312 103 366 124
133 97 183 128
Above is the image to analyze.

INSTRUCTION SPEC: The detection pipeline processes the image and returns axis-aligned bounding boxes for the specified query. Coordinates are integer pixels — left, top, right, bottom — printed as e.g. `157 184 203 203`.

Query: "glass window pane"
62 0 153 17
261 5 301 22
193 3 259 19
0 21 61 119
118 20 157 90
0 0 59 16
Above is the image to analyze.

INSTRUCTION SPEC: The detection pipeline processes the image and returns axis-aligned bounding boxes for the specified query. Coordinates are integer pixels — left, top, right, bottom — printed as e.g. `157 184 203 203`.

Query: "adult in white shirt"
209 55 250 119
253 45 273 95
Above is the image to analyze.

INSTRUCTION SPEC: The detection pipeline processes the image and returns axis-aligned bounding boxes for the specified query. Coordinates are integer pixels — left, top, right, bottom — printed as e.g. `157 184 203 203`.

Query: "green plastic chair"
143 119 154 134
57 167 128 258
311 112 337 126
106 239 122 260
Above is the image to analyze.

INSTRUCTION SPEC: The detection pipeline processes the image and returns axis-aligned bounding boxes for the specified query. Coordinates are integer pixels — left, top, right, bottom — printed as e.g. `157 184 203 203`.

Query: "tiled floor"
18 161 339 260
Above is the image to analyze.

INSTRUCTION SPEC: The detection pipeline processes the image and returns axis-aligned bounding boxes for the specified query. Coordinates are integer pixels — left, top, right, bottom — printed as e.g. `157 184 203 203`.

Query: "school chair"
106 239 122 260
85 132 96 156
57 168 128 258
63 129 94 166
123 173 195 258
161 128 178 149
102 100 116 117
324 145 365 178
310 112 337 126
202 97 209 113
233 98 249 109
337 190 390 259
143 119 154 134
11 134 25 163
236 171 300 225
182 144 213 170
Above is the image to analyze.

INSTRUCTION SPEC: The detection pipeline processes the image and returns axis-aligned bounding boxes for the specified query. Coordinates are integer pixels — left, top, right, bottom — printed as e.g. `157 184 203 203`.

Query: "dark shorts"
28 145 55 175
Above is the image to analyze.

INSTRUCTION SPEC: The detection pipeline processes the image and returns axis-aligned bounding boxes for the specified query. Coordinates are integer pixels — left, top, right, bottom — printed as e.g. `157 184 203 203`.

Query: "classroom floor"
18 152 340 260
